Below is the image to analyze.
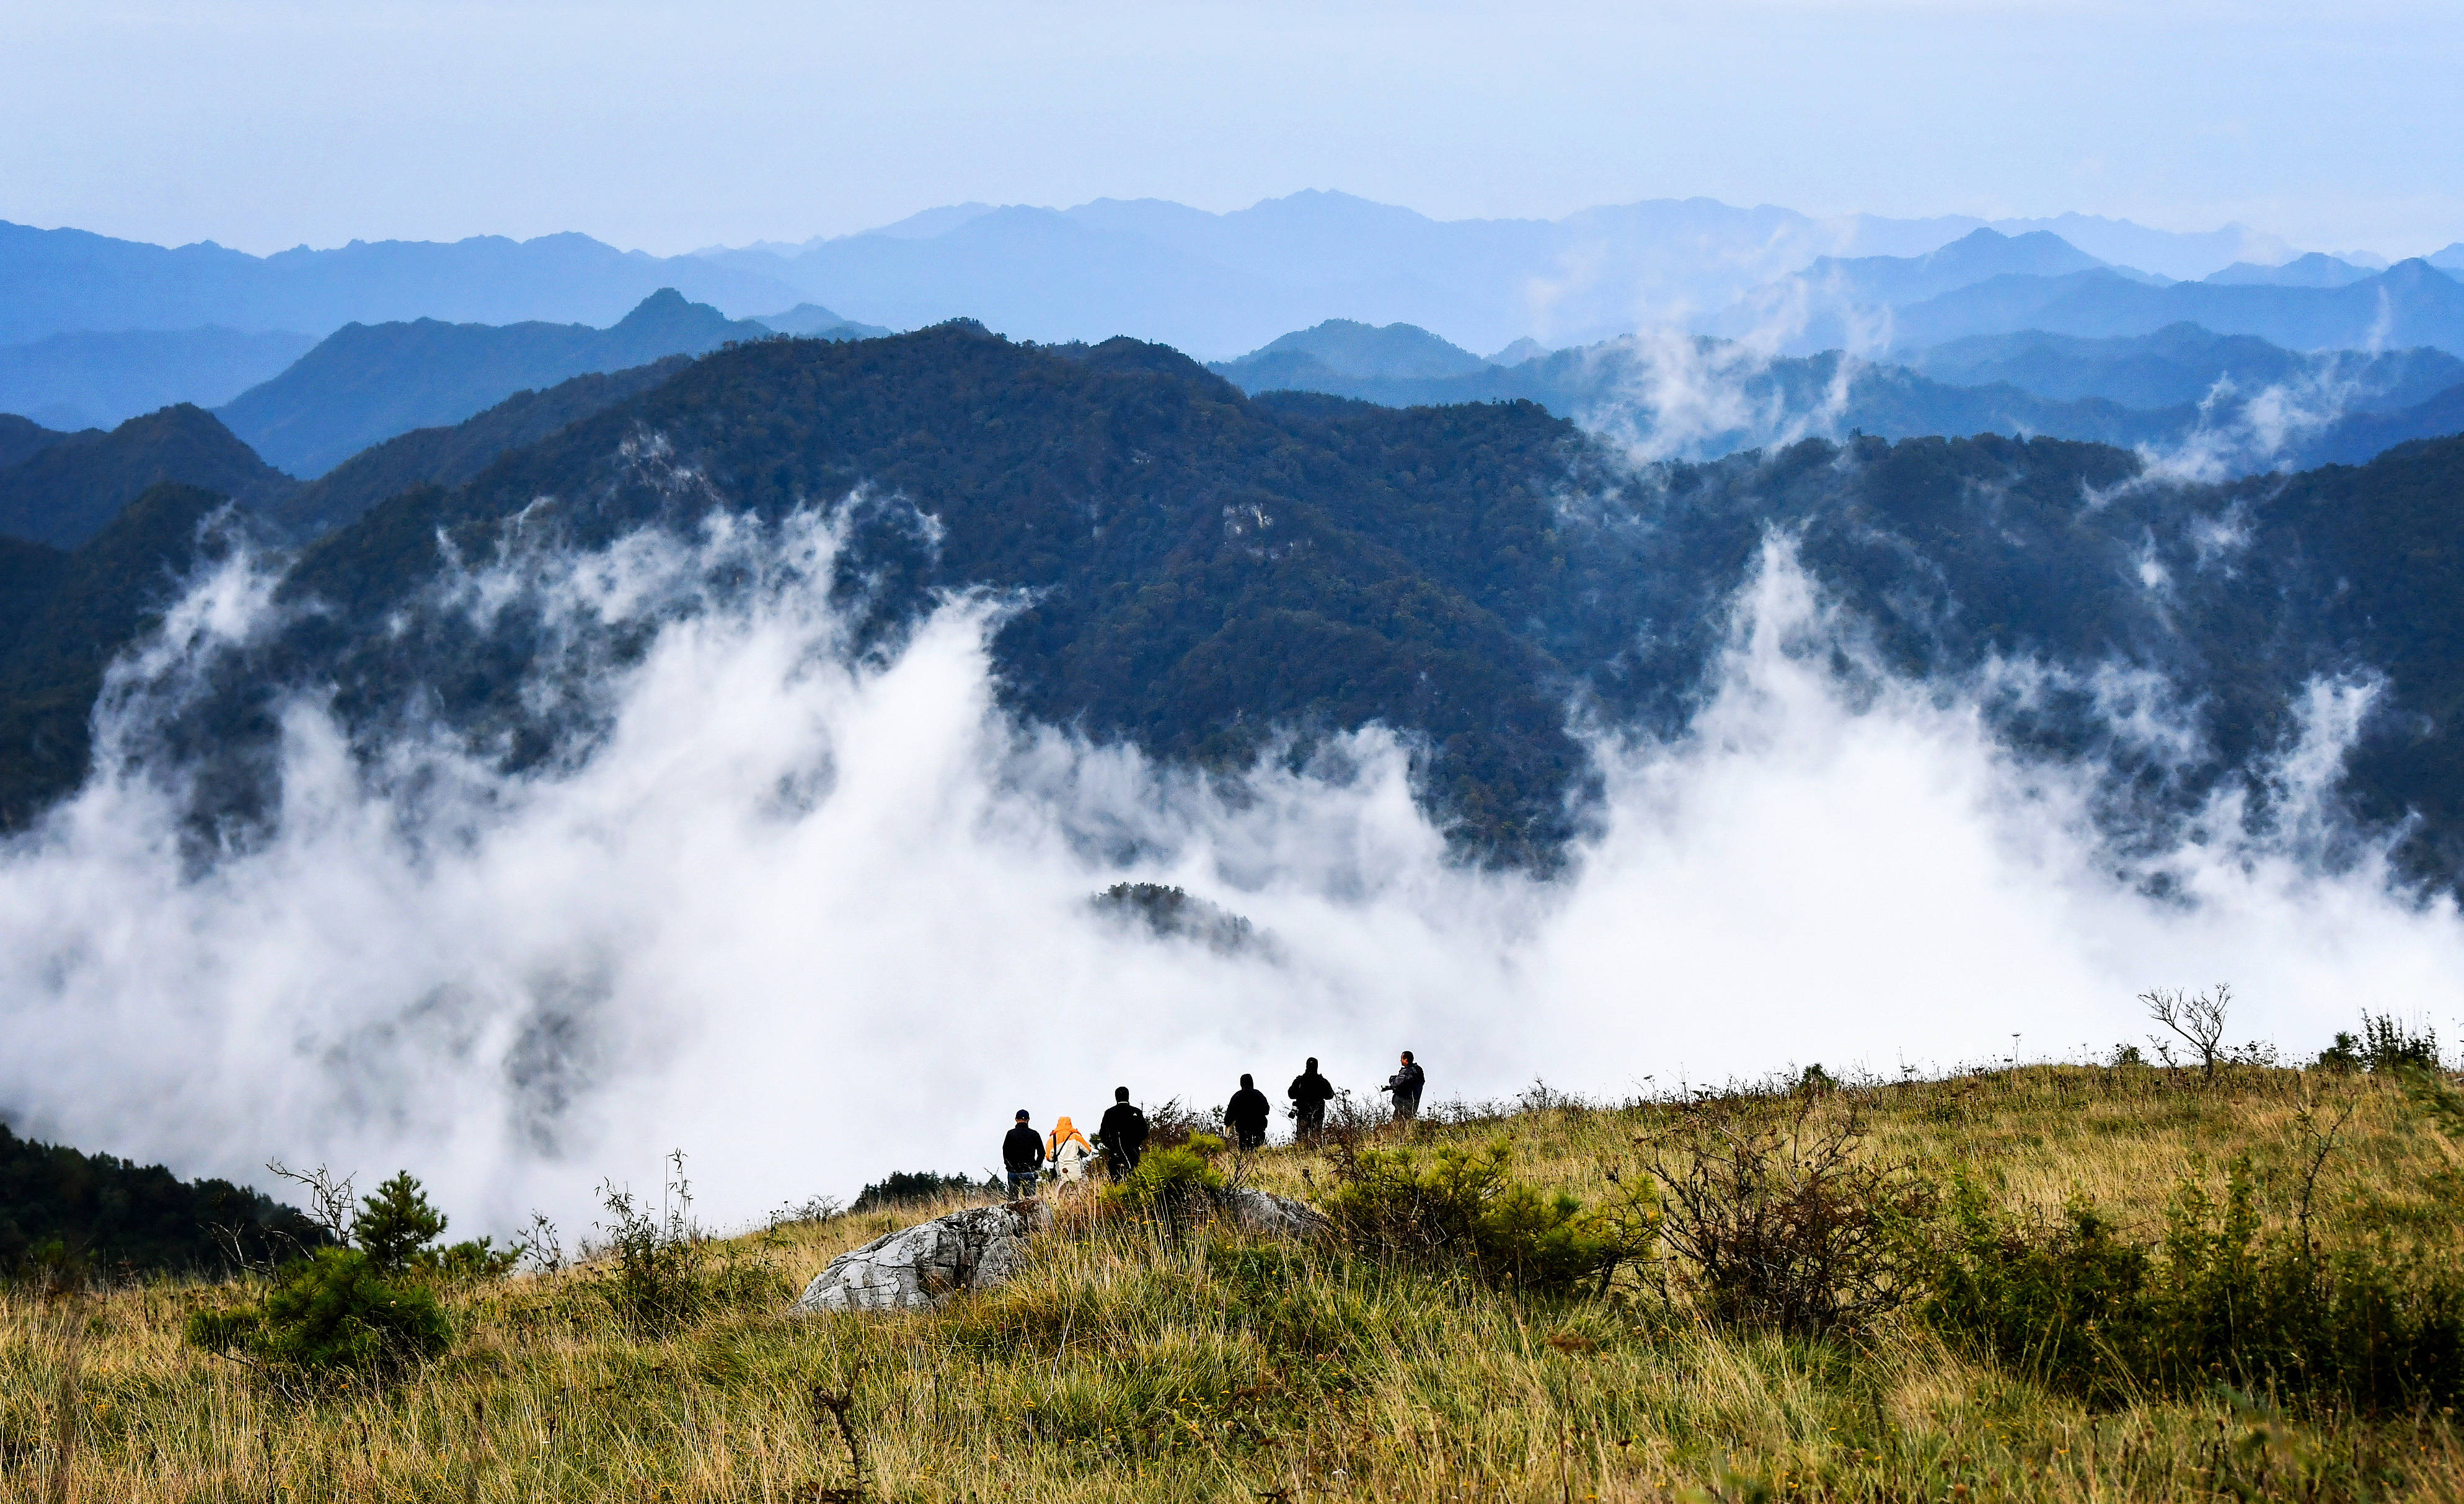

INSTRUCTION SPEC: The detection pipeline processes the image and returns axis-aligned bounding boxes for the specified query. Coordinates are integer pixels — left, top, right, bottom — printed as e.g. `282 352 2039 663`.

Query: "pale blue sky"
4 0 2459 258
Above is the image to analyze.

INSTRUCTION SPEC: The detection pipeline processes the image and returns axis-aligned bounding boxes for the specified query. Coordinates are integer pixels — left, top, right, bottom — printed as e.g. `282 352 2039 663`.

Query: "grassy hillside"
5 1057 2461 1501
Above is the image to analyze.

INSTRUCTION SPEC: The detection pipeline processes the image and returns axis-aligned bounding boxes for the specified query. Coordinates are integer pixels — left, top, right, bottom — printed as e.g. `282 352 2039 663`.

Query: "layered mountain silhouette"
0 221 802 344
1207 324 2175 455
1209 317 2464 469
216 290 773 477
1887 259 2464 355
1707 229 2118 349
1902 325 2464 412
9 322 2464 894
687 192 2295 356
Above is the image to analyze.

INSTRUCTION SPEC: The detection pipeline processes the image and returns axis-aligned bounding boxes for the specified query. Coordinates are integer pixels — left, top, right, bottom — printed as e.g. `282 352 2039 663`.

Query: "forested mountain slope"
0 1119 324 1276
0 483 238 823
7 323 2464 889
267 355 694 538
0 405 291 547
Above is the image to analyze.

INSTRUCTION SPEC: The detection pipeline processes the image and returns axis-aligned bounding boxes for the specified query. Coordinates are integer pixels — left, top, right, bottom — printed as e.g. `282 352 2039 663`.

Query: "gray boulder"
1222 1187 1335 1240
795 1200 1052 1313
792 1187 1331 1315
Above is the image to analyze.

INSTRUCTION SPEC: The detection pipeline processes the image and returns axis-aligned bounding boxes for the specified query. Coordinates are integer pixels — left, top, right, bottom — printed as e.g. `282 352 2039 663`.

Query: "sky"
3 0 2461 259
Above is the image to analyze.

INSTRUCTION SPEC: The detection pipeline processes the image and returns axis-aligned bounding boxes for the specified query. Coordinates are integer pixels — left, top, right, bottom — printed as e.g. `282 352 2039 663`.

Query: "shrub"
1320 1137 1656 1296
1108 1134 1226 1215
2359 1014 2442 1073
1917 1176 2156 1403
1915 1161 2464 1412
183 1247 451 1376
417 1237 521 1280
568 1152 785 1334
1649 1097 1930 1335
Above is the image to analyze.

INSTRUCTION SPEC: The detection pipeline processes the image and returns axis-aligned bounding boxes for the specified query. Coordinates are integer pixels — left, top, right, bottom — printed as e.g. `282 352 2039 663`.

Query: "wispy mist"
1 506 2455 1235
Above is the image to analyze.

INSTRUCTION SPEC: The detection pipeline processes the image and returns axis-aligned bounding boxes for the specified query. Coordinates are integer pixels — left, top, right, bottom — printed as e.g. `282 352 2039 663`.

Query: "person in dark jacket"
1287 1057 1335 1143
1095 1087 1149 1179
1002 1109 1046 1198
1384 1051 1425 1123
1225 1074 1271 1150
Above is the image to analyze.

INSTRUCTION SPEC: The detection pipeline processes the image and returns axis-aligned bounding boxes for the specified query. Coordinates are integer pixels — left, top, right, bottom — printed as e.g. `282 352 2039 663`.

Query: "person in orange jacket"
1046 1115 1095 1182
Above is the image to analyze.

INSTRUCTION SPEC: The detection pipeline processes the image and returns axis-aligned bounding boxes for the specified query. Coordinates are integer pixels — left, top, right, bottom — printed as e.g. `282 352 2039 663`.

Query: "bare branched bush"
1648 1095 1931 1335
2143 983 2232 1079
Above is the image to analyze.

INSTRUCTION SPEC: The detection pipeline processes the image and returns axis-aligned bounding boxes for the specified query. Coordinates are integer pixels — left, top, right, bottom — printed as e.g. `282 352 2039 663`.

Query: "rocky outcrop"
792 1187 1331 1314
794 1200 1052 1312
1221 1188 1334 1240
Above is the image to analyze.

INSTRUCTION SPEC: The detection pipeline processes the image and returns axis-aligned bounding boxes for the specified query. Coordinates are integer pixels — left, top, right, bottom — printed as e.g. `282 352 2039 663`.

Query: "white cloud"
1 511 2455 1238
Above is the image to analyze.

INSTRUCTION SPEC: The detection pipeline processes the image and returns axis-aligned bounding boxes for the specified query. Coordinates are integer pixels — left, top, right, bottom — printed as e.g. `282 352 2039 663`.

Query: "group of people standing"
999 1051 1427 1197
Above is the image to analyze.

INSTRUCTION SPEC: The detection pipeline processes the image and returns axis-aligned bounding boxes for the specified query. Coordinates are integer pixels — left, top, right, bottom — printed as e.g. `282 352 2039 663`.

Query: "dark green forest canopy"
0 1120 325 1278
5 321 2464 886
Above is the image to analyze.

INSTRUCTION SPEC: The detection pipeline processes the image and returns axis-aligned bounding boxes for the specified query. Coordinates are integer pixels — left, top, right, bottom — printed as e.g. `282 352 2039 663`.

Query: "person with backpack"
1095 1087 1149 1179
1287 1056 1336 1143
1046 1115 1095 1183
1384 1051 1425 1123
1225 1073 1272 1151
1002 1110 1046 1198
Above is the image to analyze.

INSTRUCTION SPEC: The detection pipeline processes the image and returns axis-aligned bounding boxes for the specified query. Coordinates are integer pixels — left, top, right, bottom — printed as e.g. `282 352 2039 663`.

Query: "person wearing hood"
1287 1057 1335 1143
1095 1087 1149 1179
1384 1051 1425 1123
1002 1110 1046 1198
1046 1115 1095 1182
1225 1074 1271 1151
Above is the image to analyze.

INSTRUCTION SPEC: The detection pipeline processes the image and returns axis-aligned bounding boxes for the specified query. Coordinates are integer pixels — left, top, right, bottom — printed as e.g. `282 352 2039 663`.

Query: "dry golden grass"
4 1063 2460 1502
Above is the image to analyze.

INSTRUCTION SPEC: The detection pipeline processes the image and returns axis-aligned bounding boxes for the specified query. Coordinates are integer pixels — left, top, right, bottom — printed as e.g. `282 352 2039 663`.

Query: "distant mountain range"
1885 259 2464 356
1202 317 2464 471
5 196 2336 365
1703 229 2464 358
1901 325 2464 412
688 193 2327 357
0 220 805 344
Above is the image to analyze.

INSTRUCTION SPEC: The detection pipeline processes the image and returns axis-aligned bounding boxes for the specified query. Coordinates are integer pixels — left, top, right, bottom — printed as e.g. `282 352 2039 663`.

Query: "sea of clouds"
1 495 2458 1238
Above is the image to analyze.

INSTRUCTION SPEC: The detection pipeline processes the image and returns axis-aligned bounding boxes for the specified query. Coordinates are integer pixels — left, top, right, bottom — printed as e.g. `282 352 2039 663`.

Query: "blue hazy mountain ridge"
750 304 893 340
694 192 2295 358
2302 386 2464 467
1211 321 2464 469
0 221 803 345
17 323 2464 895
0 327 318 431
1707 229 2116 351
1207 327 2181 454
2205 253 2378 288
1886 260 2464 355
0 405 292 549
1903 325 2464 412
1213 320 1495 384
216 290 771 479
